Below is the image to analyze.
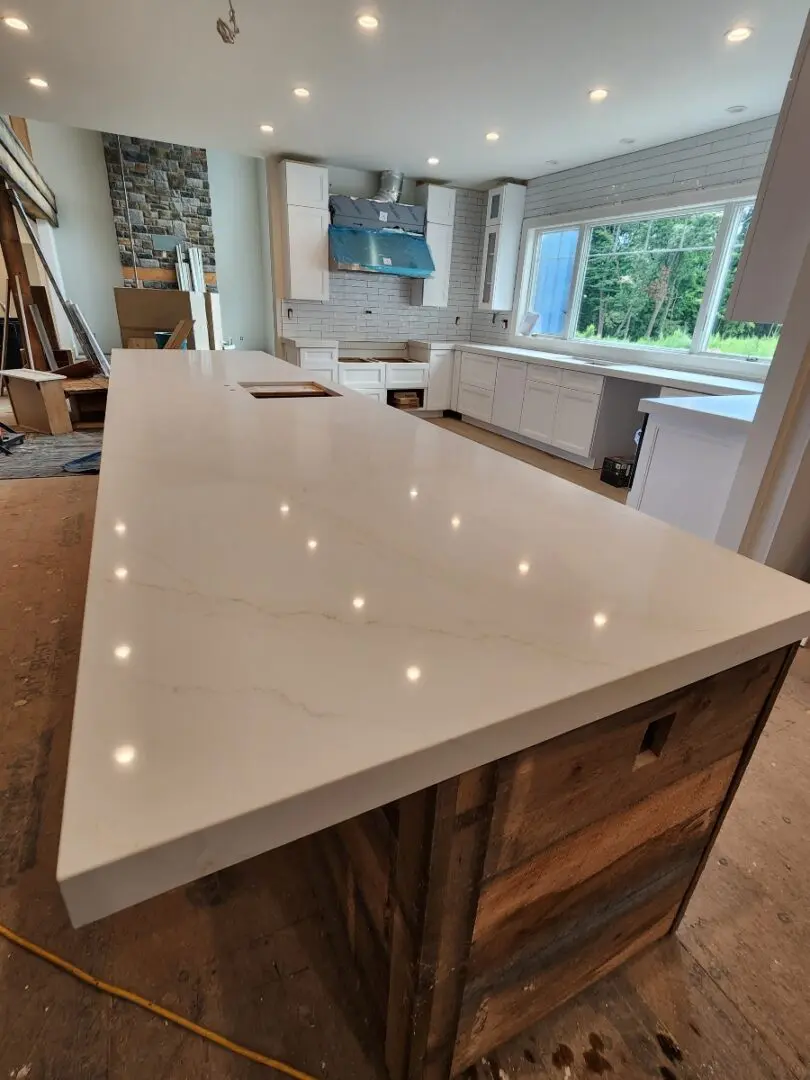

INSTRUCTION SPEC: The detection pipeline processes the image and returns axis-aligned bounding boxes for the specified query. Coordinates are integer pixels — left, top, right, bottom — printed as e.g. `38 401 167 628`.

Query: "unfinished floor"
0 474 808 1080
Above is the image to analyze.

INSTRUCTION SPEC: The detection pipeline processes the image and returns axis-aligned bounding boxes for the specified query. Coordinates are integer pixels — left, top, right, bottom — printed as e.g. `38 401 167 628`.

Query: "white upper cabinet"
478 183 527 312
412 185 456 308
284 204 330 302
282 160 329 209
413 221 453 308
280 161 330 301
417 184 457 227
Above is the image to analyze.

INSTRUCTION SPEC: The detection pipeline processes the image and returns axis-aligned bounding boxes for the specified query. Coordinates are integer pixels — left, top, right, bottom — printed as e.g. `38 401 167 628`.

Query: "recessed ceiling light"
406 665 422 682
593 612 608 628
357 13 379 29
260 124 274 133
726 26 752 42
113 744 137 767
485 131 500 142
518 561 530 575
427 157 439 166
307 537 318 550
27 76 48 89
726 104 748 113
589 88 608 102
352 596 366 609
620 137 636 145
293 87 310 99
114 644 132 660
114 566 128 581
3 15 29 31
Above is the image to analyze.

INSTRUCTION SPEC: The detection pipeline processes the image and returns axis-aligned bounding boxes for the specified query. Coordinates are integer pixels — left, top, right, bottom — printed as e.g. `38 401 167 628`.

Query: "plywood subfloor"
430 417 630 503
0 476 808 1080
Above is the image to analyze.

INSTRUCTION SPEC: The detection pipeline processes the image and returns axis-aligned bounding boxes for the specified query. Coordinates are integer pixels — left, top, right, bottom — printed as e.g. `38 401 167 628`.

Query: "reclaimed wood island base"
314 646 795 1079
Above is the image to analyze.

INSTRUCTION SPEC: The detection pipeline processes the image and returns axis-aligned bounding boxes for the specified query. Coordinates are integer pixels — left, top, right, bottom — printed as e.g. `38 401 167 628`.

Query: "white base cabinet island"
58 351 810 1080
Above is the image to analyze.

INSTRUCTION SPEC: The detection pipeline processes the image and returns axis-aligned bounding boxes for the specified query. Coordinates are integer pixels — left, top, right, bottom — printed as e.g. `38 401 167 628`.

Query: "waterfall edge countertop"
57 351 810 926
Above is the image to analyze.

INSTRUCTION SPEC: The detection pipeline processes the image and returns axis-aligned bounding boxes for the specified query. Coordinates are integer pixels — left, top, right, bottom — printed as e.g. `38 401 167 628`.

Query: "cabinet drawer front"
525 364 562 386
338 363 385 388
460 353 498 390
306 367 337 385
458 382 494 422
386 363 429 388
355 388 386 402
300 347 338 367
560 369 604 393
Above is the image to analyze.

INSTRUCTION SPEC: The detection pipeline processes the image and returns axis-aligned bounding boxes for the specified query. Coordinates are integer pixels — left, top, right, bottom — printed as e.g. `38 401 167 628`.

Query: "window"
575 211 721 349
517 198 779 368
705 204 781 360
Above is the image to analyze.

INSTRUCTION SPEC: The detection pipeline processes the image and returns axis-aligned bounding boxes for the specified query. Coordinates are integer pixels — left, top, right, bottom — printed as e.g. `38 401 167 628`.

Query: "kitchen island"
58 351 810 1078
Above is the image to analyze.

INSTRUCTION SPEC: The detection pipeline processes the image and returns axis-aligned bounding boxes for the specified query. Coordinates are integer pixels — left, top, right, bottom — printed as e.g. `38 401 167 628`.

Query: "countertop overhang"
57 350 810 925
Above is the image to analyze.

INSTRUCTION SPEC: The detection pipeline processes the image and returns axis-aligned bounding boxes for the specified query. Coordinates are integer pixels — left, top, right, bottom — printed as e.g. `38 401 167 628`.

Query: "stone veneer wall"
102 134 216 289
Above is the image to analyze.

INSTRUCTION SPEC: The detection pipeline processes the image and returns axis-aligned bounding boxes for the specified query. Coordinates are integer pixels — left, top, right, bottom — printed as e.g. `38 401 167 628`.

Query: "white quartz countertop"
641 393 760 434
58 350 810 926
446 342 764 396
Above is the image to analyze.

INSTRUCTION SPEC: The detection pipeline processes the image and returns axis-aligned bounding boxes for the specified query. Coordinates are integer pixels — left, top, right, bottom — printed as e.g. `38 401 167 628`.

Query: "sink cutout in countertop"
238 381 340 399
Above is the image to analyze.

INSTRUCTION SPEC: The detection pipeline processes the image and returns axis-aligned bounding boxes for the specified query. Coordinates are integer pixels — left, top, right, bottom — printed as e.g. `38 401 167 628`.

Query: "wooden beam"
9 117 33 157
0 118 57 225
0 182 48 370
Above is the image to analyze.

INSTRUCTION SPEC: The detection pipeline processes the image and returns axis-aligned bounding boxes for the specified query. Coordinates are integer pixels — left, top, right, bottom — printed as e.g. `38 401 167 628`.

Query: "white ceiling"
0 0 806 186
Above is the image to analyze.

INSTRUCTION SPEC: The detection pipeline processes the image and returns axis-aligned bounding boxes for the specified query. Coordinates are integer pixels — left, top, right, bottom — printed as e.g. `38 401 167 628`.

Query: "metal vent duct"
373 170 404 203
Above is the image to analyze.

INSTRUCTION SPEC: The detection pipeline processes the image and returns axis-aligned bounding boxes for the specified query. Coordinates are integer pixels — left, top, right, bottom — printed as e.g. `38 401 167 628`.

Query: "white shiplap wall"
471 116 777 344
280 188 486 341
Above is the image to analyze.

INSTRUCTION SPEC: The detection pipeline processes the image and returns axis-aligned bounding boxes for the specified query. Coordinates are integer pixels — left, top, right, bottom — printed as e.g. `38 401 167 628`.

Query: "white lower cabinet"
492 359 527 431
355 388 386 403
425 349 455 410
519 380 559 443
458 382 494 422
552 387 601 457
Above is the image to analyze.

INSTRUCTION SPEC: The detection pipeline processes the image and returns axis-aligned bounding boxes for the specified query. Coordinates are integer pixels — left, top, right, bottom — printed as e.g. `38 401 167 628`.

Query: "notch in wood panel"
634 713 676 769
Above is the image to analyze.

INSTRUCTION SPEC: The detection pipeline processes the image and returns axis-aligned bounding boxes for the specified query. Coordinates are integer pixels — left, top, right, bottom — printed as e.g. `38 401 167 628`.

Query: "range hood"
328 172 435 278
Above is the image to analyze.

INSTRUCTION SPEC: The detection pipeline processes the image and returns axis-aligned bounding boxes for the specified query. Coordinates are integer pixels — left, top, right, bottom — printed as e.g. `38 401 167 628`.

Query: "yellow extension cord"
0 922 318 1080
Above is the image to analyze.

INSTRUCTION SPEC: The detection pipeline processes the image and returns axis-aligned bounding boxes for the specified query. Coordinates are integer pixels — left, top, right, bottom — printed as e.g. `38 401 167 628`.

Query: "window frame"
510 182 770 381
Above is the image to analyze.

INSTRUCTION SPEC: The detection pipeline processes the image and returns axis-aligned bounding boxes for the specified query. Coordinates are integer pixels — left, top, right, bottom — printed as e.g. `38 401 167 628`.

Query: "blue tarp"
329 225 435 279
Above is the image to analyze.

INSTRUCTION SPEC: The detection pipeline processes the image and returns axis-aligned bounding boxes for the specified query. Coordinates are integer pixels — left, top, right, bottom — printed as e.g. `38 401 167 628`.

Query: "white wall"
471 116 778 345
26 120 123 352
207 149 273 350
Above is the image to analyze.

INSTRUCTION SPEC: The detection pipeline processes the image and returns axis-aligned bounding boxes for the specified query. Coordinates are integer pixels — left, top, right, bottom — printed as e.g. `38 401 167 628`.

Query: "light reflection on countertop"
57 349 810 926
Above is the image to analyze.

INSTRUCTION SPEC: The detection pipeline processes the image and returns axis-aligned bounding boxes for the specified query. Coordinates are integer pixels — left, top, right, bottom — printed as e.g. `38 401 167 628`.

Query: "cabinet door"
552 387 601 457
283 161 328 208
492 359 527 432
479 228 499 308
487 187 504 224
425 185 457 226
460 352 497 390
426 349 455 411
458 383 494 422
306 366 337 385
519 381 558 443
285 205 329 301
420 222 453 307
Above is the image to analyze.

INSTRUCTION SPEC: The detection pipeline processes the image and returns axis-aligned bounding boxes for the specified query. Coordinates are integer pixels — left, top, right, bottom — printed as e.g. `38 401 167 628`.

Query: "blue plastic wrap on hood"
329 225 435 278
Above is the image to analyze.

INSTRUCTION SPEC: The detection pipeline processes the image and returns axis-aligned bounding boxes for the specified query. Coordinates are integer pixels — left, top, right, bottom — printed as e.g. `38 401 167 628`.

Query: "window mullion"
564 226 590 340
692 203 739 354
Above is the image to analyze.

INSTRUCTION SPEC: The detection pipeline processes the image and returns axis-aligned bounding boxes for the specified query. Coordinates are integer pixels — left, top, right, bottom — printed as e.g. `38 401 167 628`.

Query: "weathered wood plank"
454 888 684 1071
484 649 788 877
470 755 737 979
